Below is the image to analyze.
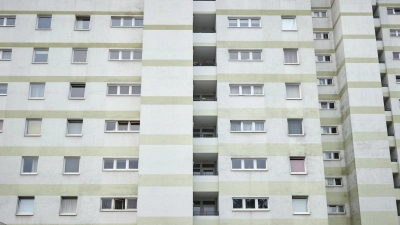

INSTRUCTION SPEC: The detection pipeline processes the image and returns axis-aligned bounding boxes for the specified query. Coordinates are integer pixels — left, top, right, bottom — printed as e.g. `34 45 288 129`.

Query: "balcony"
193 153 218 175
194 46 216 66
193 116 217 138
193 192 219 217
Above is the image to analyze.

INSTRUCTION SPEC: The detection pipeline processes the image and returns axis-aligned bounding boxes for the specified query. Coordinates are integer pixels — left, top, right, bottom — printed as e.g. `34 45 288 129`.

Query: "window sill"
109 59 142 61
66 134 83 137
232 209 270 212
320 108 335 110
100 209 137 212
24 134 41 137
0 25 15 27
28 98 45 100
32 62 48 64
316 61 332 63
229 94 264 96
230 131 266 133
321 133 339 135
284 63 300 65
326 185 343 187
290 172 307 175
328 213 345 215
323 159 340 161
106 94 141 96
228 60 263 62
0 94 7 96
59 213 77 216
231 169 268 171
282 29 298 31
16 213 34 216
36 28 51 30
286 98 302 100
288 134 305 136
69 97 85 100
20 173 38 175
75 29 90 31
293 212 310 215
63 173 80 175
103 169 138 172
318 84 334 86
104 131 140 133
71 62 88 64
0 59 11 61
228 26 262 29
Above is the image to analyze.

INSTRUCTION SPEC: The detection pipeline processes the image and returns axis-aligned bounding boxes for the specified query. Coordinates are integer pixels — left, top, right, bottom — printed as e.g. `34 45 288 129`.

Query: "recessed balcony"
193 192 219 216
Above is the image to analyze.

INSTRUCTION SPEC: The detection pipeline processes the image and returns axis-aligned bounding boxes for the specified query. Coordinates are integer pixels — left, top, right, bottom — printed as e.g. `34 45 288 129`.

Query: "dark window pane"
245 199 255 209
116 159 126 169
7 18 15 26
256 159 266 169
129 159 138 169
108 86 117 95
103 159 114 169
70 84 85 98
132 86 141 94
123 18 132 26
244 159 254 169
127 199 137 209
109 51 119 60
232 159 241 169
120 86 129 94
73 50 87 63
258 199 268 209
37 17 51 29
102 199 112 209
121 51 131 60
233 199 242 208
114 199 125 209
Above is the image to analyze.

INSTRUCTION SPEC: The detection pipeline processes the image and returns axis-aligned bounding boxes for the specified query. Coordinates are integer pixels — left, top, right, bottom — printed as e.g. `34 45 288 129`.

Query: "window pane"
229 19 237 27
338 206 344 212
251 19 260 27
245 199 255 209
30 83 45 98
68 121 83 134
0 120 3 131
73 50 87 63
132 86 141 94
242 86 251 94
108 86 118 95
290 158 305 173
114 199 125 209
121 51 131 60
230 86 239 94
284 50 298 63
288 119 303 135
394 52 400 59
116 159 126 169
37 17 51 29
292 198 307 213
253 86 263 94
111 18 120 26
7 17 15 26
239 19 248 27
0 84 8 95
0 18 3 25
129 159 138 169
321 102 328 109
23 157 38 173
229 52 238 60
230 121 241 131
130 122 140 131
118 121 129 131
333 152 340 159
241 52 250 60
27 120 41 135
243 121 252 131
324 152 332 159
103 159 114 169
2 51 11 59
34 50 48 62
258 199 268 209
102 199 112 209
60 197 77 214
65 157 80 173
244 159 254 169
321 11 327 17
70 84 85 98
232 159 241 169
120 86 130 94
76 18 90 30
123 18 133 26
135 19 143 26
252 52 262 60
255 121 264 131
109 51 119 60
17 198 34 214
127 199 137 209
282 18 296 30
286 84 300 98
133 51 142 59
256 159 266 169
233 199 243 208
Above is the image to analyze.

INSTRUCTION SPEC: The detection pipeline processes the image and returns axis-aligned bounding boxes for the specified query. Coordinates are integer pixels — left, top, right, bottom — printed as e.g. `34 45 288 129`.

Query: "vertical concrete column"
332 0 398 224
137 1 194 225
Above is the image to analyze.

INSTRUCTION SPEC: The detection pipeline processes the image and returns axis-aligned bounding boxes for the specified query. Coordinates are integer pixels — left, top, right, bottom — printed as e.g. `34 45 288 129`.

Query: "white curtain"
255 122 264 131
18 198 34 214
284 50 298 63
253 86 263 94
230 86 239 94
282 18 296 30
230 121 241 131
286 85 300 98
322 127 330 134
288 119 302 134
243 122 252 131
327 178 334 186
242 86 251 94
60 198 77 214
65 157 80 173
23 157 38 173
76 18 90 30
68 121 82 134
292 198 307 213
328 206 336 213
30 84 45 98
27 120 41 135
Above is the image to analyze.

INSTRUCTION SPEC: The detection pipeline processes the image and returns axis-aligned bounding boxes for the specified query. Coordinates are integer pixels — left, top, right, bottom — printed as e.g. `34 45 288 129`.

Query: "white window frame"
388 8 400 15
36 15 52 29
0 83 7 96
59 197 78 216
319 101 335 109
312 11 327 18
66 119 83 136
281 17 297 31
0 16 16 27
231 158 268 171
321 126 338 134
285 83 302 100
390 29 400 37
287 119 304 136
107 84 141 95
100 198 137 211
228 18 261 28
32 48 49 64
232 198 269 211
228 50 262 61
325 178 343 187
229 84 264 95
230 120 266 132
110 17 143 27
75 16 90 31
69 83 86 99
292 196 309 215
25 119 42 136
102 158 139 171
327 205 345 214
105 121 140 132
63 157 80 175
290 157 307 175
16 197 35 216
316 55 331 62
21 156 39 175
0 49 12 60
71 49 88 64
323 151 340 160
314 32 329 39
283 49 299 65
394 52 400 60
318 78 333 85
108 49 142 60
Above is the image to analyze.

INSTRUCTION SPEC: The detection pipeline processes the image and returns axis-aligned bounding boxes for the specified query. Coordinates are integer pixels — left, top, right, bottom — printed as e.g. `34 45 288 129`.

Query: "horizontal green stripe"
381 24 400 29
311 7 331 10
387 68 400 74
326 191 349 204
379 3 400 7
350 185 396 199
343 58 379 63
219 143 323 156
319 94 340 100
0 42 142 48
0 11 144 15
360 212 398 225
193 75 217 81
139 134 193 145
0 110 139 118
220 219 329 225
138 175 192 186
141 96 192 105
143 25 192 30
193 110 217 116
325 167 348 176
349 106 385 114
216 9 312 16
194 181 219 192
315 49 335 54
0 184 137 196
0 76 141 82
218 108 319 119
392 116 400 123
384 46 400 51
317 71 337 77
138 217 192 225
343 35 376 39
194 42 216 47
313 28 333 32
194 219 219 225
320 117 341 125
193 145 218 153
0 147 139 156
389 91 400 98
352 132 388 141
142 60 192 66
217 41 314 48
217 73 316 82
322 142 344 150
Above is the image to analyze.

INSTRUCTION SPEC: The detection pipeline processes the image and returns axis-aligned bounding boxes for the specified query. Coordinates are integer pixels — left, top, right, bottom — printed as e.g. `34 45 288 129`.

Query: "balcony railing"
394 186 400 189
194 61 217 66
193 171 218 176
385 108 392 111
193 211 219 216
193 133 218 138
379 61 385 63
194 29 216 33
382 84 388 87
392 159 398 162
388 133 395 136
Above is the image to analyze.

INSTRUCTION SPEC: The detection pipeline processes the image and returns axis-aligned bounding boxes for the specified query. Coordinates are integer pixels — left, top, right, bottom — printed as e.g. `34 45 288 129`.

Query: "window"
397 75 400 83
64 157 80 174
72 49 88 63
101 198 137 211
232 198 269 210
25 119 42 136
16 197 34 215
321 126 338 134
314 32 329 39
228 18 261 27
286 84 301 99
107 84 141 95
103 158 138 170
394 52 400 60
290 157 306 174
60 197 78 215
36 15 52 29
0 83 7 95
75 16 90 30
313 11 327 17
229 85 263 95
230 121 265 132
284 49 299 64
292 196 308 214
0 49 11 60
229 50 262 61
109 49 142 60
288 119 303 135
282 17 297 30
326 178 342 186
105 121 140 132
0 16 16 26
21 157 38 174
111 17 143 27
388 8 400 15
33 49 49 63
390 29 400 37
318 78 333 85
231 158 267 170
69 83 85 99
316 55 331 62
324 151 340 160
0 120 3 132
328 205 345 214
29 83 45 99
67 120 83 136
320 102 335 109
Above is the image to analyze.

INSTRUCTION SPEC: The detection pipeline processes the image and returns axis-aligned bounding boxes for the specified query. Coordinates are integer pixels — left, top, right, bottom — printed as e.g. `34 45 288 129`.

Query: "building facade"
0 0 400 224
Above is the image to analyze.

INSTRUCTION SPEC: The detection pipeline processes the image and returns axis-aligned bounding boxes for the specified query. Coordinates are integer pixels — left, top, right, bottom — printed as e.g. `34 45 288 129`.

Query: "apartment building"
0 0 400 224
